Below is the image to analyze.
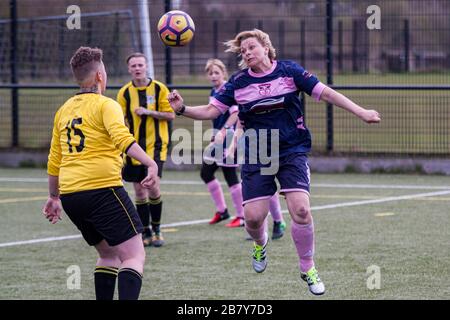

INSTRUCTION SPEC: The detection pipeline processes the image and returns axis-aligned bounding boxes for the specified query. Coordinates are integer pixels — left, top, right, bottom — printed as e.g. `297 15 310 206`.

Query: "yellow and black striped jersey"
47 93 136 194
117 79 173 164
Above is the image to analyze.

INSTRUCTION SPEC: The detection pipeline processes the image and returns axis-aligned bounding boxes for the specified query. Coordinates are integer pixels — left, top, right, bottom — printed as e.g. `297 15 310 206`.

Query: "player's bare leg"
244 199 270 273
115 234 146 299
285 191 325 295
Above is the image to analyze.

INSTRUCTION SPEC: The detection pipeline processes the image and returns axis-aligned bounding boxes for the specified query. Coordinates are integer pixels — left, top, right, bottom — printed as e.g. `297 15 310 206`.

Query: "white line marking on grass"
2 177 450 191
1 190 450 249
312 183 450 190
308 190 450 211
161 181 450 191
162 219 210 228
0 219 210 248
0 235 82 248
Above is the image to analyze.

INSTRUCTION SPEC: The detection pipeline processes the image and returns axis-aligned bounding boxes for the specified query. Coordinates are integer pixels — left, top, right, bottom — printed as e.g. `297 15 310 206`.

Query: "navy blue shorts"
241 153 310 205
60 186 143 246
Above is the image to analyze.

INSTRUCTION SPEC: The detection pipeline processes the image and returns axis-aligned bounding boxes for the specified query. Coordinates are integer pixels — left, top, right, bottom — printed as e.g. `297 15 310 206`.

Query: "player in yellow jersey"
117 53 175 247
42 47 160 300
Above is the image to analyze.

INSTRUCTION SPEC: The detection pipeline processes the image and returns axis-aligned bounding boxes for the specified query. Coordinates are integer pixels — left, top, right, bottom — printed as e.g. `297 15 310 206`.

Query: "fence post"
326 0 334 152
213 20 218 58
300 20 305 64
235 20 240 68
164 0 173 151
113 12 120 77
58 19 65 79
87 21 92 46
29 21 35 79
10 0 18 147
300 20 306 122
258 20 263 30
165 0 172 84
352 19 358 72
189 34 195 75
338 20 343 72
0 24 4 82
404 19 410 72
278 20 285 58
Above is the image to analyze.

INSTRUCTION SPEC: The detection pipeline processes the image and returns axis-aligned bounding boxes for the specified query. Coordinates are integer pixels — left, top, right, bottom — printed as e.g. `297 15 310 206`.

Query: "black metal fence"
1 0 449 156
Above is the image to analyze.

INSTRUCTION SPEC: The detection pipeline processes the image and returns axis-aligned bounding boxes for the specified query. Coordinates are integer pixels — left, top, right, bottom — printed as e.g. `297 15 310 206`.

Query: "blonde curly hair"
224 29 276 69
204 58 228 79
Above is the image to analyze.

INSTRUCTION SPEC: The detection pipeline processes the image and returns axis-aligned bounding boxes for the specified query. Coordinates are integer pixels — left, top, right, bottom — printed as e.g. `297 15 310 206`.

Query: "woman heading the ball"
202 59 286 239
168 29 380 295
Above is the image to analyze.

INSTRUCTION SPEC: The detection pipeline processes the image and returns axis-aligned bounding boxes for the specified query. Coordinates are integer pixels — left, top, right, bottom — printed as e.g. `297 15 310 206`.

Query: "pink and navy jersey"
210 60 326 158
209 87 238 130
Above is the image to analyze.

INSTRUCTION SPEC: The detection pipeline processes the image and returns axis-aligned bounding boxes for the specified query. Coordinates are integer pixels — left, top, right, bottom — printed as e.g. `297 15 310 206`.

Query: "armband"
176 104 186 116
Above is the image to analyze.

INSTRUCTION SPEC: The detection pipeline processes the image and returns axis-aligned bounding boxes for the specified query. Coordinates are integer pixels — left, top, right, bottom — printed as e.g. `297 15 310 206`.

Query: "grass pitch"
0 168 449 300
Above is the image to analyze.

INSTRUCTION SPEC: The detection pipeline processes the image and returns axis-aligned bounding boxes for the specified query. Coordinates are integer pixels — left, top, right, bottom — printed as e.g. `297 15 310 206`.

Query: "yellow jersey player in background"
42 46 160 300
117 53 175 247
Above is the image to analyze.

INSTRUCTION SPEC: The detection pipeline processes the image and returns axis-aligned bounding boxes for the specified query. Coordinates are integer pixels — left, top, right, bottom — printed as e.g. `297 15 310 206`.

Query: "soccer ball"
157 10 195 47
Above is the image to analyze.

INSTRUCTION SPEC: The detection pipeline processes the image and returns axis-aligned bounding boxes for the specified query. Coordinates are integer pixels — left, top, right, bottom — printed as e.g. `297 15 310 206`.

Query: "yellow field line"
0 188 48 192
1 193 450 205
0 188 396 200
0 196 48 204
163 191 211 196
374 212 396 217
417 197 450 201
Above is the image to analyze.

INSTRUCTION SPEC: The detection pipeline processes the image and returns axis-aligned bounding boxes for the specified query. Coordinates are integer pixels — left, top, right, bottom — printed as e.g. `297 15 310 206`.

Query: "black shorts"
122 161 164 183
200 161 240 187
60 186 143 246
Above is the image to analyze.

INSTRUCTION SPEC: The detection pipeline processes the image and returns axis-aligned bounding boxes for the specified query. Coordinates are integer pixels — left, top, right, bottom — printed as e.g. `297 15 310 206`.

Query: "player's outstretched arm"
320 87 381 124
168 90 222 120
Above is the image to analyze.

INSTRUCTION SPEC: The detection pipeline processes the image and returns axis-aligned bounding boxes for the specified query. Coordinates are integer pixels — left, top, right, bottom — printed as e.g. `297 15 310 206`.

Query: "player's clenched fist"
168 90 184 112
360 110 381 124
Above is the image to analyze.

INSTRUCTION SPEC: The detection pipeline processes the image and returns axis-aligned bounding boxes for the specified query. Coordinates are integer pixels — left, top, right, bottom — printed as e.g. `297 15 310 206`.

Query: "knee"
244 209 263 229
123 245 146 268
136 246 146 265
116 237 146 264
148 184 161 199
134 188 148 200
291 205 311 224
98 247 117 261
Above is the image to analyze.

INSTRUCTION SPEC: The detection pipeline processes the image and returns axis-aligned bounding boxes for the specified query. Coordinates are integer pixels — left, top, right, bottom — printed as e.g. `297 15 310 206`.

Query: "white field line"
1 189 450 249
0 235 82 248
0 219 212 248
307 189 450 211
1 177 450 190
